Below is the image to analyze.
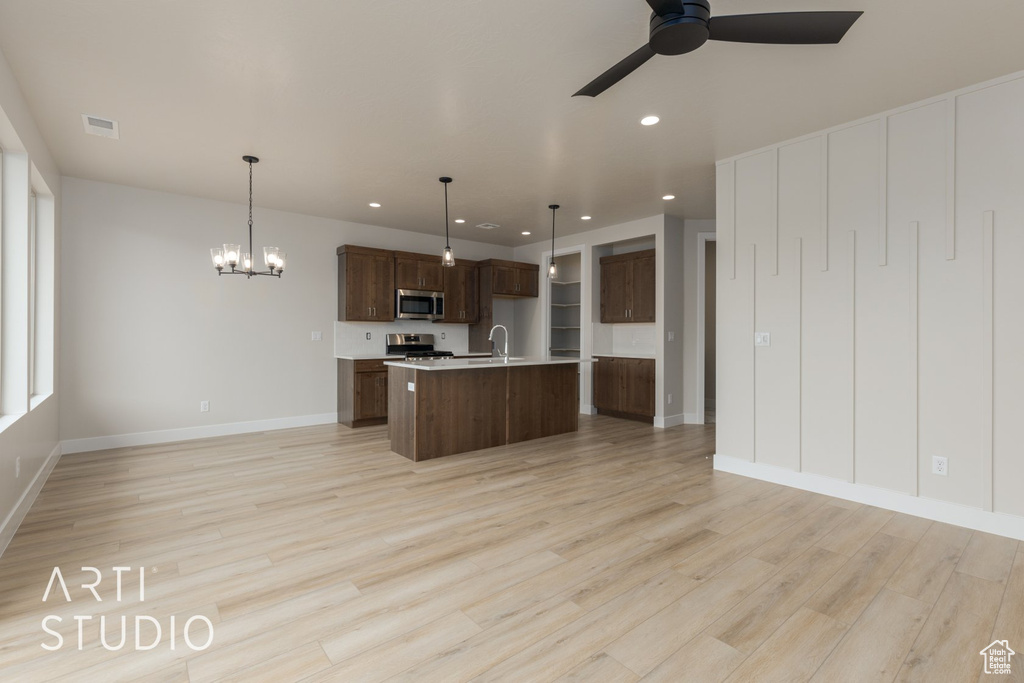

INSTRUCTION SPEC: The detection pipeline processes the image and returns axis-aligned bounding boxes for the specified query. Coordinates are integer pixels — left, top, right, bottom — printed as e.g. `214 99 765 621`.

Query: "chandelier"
210 155 285 278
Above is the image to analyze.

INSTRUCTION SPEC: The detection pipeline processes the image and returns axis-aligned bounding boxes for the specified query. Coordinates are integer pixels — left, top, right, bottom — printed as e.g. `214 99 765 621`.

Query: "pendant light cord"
444 181 450 248
248 160 254 260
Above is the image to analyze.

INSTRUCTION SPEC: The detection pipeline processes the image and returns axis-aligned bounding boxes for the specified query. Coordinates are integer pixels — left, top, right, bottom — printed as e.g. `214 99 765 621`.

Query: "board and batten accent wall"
715 69 1024 540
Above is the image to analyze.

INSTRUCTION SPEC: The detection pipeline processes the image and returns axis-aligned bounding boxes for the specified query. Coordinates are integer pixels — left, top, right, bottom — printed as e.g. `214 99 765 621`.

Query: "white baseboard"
714 454 1024 541
580 404 597 415
655 413 689 428
0 443 61 558
61 413 339 454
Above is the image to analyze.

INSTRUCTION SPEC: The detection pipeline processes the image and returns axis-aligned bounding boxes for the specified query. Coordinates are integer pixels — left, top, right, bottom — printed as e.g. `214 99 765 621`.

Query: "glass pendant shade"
210 247 225 269
224 244 241 267
275 252 287 272
548 259 558 279
242 253 253 272
263 246 280 270
442 245 455 267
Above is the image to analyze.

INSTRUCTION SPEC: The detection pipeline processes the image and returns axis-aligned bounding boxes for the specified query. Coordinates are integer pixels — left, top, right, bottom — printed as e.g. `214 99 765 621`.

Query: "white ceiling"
2 0 1024 246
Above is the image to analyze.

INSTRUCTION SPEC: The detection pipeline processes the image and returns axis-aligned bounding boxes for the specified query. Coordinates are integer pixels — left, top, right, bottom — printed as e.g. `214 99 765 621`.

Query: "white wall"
716 69 1024 537
60 178 514 450
513 214 711 426
0 48 62 554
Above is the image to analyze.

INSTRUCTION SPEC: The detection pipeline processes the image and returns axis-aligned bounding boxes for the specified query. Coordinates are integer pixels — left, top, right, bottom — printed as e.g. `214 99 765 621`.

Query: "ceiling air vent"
476 223 500 230
81 114 119 139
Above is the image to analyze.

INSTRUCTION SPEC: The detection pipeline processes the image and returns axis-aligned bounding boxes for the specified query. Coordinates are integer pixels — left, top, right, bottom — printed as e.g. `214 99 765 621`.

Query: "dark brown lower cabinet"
338 359 389 427
593 356 655 423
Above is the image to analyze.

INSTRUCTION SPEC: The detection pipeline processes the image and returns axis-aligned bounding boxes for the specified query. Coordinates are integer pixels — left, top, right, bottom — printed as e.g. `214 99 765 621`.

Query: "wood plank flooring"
0 416 1020 682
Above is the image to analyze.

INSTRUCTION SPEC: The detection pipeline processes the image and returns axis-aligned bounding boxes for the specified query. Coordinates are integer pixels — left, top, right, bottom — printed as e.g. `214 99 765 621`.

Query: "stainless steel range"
385 333 455 360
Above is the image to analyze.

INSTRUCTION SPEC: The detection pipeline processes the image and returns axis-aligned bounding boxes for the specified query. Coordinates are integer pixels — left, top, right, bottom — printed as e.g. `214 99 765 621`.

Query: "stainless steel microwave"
396 289 444 321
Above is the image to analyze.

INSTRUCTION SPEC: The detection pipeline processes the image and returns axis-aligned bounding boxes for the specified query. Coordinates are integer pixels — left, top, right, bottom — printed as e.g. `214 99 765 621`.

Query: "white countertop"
336 352 492 360
384 356 595 371
591 352 656 360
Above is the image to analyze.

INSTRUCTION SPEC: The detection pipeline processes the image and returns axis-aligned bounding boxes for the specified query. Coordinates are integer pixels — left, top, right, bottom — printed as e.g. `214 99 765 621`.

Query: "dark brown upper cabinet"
478 259 539 298
394 251 445 292
442 260 479 323
337 245 395 322
600 249 656 323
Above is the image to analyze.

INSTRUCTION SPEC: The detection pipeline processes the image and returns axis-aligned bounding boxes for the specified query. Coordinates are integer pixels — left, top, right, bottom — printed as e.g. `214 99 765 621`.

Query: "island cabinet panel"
593 356 655 423
338 245 395 322
599 249 656 323
338 358 389 428
394 251 445 291
388 361 582 461
442 260 478 323
507 364 578 443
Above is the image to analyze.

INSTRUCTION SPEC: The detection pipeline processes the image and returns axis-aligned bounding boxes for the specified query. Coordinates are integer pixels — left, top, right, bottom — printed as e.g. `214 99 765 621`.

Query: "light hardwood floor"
0 416 1020 682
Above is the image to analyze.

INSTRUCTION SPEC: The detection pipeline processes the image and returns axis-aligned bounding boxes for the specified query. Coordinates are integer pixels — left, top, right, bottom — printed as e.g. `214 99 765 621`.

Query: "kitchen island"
385 357 590 461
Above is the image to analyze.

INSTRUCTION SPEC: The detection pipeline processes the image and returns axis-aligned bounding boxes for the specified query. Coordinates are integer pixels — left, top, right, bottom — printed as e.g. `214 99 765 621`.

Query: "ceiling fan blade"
708 11 862 45
573 44 656 98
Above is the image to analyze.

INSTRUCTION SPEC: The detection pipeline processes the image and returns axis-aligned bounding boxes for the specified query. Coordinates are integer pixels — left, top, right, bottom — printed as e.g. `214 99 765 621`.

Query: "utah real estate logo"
980 640 1015 675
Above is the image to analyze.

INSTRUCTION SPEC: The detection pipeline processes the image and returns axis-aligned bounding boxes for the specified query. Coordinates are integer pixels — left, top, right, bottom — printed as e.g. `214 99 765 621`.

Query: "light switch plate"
754 332 771 347
311 331 322 341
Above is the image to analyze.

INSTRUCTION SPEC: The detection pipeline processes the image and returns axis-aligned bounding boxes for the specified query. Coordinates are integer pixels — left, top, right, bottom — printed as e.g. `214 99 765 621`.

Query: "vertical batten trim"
982 210 994 512
849 230 856 483
821 135 830 272
945 97 957 260
771 147 779 276
750 243 757 462
909 222 920 497
795 237 803 473
729 161 737 280
879 117 888 266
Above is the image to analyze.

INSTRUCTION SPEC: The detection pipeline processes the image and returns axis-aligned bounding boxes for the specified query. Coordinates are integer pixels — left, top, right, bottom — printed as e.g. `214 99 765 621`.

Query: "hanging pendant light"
210 155 285 279
440 177 455 267
548 204 559 279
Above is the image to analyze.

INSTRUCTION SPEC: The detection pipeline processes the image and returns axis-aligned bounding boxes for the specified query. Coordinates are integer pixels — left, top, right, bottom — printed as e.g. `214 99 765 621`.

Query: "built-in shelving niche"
549 253 582 358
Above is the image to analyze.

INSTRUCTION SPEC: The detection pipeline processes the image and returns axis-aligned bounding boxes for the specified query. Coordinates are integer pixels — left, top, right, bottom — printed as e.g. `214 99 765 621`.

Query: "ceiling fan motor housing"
649 0 711 55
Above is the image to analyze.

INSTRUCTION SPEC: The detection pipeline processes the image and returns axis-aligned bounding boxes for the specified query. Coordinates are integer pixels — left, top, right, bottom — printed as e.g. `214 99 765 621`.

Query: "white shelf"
551 280 581 285
550 303 581 307
551 326 580 330
550 347 581 352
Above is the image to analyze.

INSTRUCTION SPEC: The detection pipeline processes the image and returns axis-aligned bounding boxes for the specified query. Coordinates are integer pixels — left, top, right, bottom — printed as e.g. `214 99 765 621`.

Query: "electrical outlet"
668 331 675 342
667 393 673 405
15 457 20 479
200 400 210 413
365 332 371 340
441 333 446 340
932 455 948 476
311 331 322 341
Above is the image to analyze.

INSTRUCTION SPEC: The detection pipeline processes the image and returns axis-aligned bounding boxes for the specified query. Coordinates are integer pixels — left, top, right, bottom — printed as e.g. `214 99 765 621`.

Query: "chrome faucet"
488 324 509 359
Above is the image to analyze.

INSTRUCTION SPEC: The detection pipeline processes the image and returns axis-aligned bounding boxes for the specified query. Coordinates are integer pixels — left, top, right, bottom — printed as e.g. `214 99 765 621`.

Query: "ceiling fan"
574 0 863 97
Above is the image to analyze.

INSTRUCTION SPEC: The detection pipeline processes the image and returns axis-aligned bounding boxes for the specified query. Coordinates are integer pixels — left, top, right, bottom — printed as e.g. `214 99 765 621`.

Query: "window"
0 150 55 428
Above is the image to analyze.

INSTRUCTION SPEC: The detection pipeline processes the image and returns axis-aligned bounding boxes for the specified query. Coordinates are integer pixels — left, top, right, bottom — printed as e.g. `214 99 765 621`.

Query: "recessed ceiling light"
640 115 660 126
581 216 592 221
662 195 675 201
454 219 465 224
522 231 531 235
369 202 381 208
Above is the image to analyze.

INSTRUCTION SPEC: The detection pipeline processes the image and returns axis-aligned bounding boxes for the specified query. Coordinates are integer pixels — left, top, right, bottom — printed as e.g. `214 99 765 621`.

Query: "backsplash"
335 320 471 357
